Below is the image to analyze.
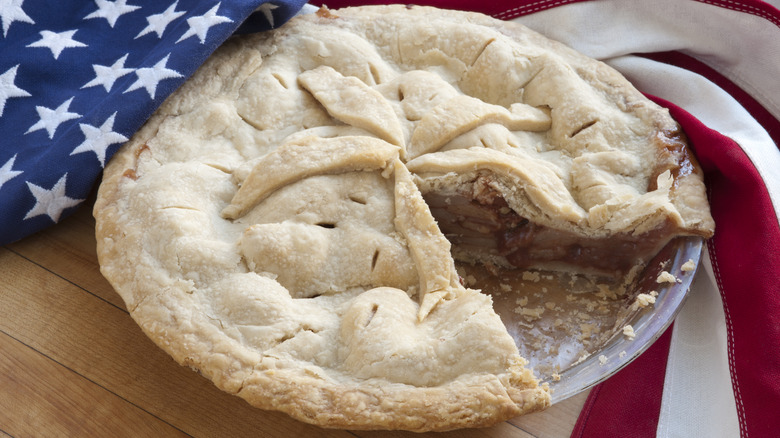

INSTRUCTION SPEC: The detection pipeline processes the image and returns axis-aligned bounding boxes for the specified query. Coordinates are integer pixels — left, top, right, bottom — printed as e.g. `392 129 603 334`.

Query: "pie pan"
486 236 704 403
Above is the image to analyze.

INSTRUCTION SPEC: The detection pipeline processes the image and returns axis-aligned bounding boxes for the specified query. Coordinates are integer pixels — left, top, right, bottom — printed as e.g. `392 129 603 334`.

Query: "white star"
82 54 134 92
176 3 232 44
255 2 278 28
0 64 30 117
24 173 83 223
84 0 140 28
26 97 82 139
1 0 35 37
0 154 23 191
123 54 182 99
136 1 185 39
71 112 128 166
27 29 87 60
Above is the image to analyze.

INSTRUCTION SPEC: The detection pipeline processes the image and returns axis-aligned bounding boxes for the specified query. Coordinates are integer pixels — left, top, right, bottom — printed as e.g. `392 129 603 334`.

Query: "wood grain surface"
0 193 587 438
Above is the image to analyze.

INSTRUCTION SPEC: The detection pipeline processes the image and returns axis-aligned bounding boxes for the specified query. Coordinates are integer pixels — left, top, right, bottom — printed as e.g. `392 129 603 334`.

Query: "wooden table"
0 193 587 438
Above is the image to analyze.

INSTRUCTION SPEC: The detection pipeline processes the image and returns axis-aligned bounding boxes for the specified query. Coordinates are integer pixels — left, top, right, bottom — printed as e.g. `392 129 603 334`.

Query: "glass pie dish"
475 236 704 403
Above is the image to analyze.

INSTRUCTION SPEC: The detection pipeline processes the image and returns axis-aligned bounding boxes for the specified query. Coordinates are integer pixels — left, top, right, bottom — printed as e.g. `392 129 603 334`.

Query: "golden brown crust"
95 4 713 431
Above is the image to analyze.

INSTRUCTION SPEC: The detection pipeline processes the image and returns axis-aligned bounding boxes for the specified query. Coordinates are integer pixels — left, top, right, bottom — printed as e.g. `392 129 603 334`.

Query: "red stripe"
572 94 780 438
309 0 780 23
603 5 780 437
306 0 590 19
571 328 673 438
693 0 780 27
667 101 780 437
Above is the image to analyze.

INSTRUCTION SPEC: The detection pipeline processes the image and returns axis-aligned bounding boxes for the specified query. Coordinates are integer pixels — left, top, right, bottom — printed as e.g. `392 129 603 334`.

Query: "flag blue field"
0 0 306 245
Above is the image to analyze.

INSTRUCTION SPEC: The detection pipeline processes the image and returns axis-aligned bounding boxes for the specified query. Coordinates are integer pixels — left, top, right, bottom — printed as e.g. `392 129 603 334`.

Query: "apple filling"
425 177 675 276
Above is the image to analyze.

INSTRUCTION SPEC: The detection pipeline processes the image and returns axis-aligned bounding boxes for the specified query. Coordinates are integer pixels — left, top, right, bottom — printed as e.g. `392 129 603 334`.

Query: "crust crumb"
522 271 541 282
514 306 545 321
622 324 636 340
573 353 590 365
632 293 657 310
316 6 338 18
656 271 677 283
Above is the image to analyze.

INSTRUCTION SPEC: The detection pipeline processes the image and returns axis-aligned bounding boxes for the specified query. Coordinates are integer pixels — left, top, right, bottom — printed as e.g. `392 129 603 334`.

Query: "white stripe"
513 0 780 122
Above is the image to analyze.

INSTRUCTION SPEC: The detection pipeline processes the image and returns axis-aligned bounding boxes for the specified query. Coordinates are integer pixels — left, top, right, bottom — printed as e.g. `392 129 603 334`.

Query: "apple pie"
94 5 714 432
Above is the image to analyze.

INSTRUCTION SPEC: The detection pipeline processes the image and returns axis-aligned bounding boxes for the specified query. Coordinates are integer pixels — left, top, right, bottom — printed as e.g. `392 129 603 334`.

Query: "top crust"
94 5 713 432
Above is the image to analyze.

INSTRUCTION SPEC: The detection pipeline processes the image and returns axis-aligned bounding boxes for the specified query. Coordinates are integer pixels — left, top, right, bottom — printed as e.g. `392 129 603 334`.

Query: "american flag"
0 0 307 245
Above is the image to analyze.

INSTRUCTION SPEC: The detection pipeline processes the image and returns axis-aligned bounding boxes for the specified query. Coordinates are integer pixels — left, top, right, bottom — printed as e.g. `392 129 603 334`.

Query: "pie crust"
94 5 714 431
